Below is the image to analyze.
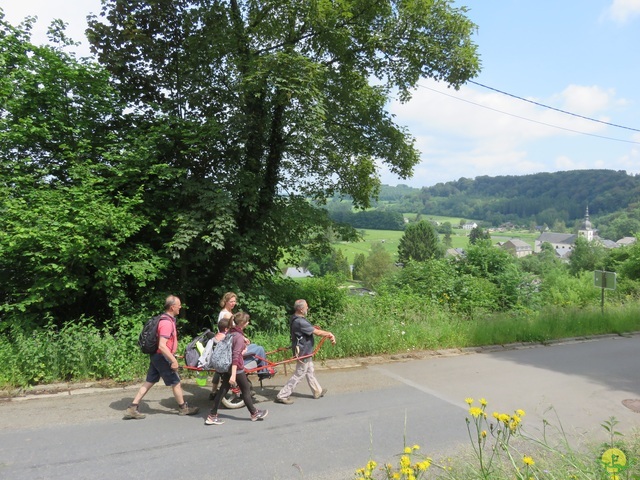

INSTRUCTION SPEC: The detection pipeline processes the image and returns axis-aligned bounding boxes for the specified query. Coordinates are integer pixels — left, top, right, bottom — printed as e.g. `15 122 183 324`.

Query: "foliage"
329 208 406 231
353 253 367 281
361 243 396 289
568 236 607 276
5 297 640 388
302 246 350 279
398 221 443 263
82 0 480 318
455 241 527 310
381 259 497 317
518 242 563 276
0 317 149 387
0 17 170 328
416 170 640 228
617 236 640 281
468 226 491 245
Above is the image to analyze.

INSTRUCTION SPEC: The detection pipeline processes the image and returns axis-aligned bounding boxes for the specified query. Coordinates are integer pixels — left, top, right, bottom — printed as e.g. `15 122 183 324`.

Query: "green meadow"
334 219 538 264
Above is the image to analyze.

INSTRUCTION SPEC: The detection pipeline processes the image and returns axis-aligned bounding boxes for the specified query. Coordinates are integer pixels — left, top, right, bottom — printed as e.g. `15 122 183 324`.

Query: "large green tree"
85 0 480 310
0 15 169 327
397 220 442 263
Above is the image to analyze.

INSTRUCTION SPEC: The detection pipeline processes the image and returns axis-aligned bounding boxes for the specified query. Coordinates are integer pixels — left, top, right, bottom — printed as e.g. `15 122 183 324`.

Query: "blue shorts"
146 353 181 386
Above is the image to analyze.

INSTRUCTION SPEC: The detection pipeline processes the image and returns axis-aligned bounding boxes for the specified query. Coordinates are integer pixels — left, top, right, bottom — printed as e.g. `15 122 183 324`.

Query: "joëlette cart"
182 336 328 409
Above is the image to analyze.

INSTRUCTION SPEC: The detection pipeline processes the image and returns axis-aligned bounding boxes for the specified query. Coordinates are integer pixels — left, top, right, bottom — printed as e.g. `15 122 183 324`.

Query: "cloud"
605 0 640 23
557 84 617 115
380 80 634 187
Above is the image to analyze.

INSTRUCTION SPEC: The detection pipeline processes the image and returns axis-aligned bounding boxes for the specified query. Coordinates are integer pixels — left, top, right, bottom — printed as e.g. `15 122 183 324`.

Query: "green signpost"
594 270 617 313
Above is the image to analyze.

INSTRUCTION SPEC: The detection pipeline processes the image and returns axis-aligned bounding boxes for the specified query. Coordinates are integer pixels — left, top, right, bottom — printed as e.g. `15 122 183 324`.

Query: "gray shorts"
146 353 181 386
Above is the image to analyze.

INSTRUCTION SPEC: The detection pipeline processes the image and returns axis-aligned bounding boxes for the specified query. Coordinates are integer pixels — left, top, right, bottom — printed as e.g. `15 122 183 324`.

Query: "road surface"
1 334 639 479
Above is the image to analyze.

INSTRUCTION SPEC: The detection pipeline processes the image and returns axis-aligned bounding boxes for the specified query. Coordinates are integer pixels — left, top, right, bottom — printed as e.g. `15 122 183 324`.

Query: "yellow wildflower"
481 430 487 438
404 446 412 454
412 444 420 451
492 411 499 419
516 409 526 416
400 455 411 468
523 456 535 466
479 398 487 406
465 397 474 405
469 407 483 418
392 474 400 480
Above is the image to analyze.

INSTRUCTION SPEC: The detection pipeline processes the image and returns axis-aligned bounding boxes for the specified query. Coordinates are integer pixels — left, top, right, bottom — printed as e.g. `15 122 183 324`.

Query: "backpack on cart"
184 329 214 367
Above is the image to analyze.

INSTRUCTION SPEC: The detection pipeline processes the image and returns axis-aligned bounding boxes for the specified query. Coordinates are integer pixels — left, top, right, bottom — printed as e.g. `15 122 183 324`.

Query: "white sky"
2 0 640 188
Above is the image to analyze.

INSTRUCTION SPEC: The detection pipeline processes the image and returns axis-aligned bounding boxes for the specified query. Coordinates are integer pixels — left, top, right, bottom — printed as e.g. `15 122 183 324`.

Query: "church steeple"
578 205 593 241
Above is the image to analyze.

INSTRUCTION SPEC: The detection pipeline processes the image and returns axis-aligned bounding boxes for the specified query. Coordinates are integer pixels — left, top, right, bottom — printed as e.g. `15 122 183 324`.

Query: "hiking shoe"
204 414 224 426
275 397 294 405
251 409 269 421
313 388 328 399
178 402 199 416
124 406 146 420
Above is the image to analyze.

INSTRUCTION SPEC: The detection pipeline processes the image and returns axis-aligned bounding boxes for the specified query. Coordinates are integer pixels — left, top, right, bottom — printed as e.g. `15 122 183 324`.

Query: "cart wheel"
221 390 245 409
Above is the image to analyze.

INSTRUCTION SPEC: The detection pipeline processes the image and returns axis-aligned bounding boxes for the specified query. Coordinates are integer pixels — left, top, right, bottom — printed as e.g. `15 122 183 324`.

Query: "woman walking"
205 312 268 425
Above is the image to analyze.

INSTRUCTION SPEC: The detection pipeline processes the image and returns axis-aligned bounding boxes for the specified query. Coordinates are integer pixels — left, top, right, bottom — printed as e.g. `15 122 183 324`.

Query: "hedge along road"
2 334 640 480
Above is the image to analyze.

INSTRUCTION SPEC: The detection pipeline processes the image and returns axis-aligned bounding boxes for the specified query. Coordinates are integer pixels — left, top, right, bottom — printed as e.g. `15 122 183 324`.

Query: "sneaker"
178 402 199 416
313 388 328 399
124 406 146 420
275 397 294 405
204 414 224 426
251 409 269 421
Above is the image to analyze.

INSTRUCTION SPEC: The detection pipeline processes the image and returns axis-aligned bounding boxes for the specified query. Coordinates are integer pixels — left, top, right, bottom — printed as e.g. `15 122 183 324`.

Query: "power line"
468 80 640 133
416 83 640 145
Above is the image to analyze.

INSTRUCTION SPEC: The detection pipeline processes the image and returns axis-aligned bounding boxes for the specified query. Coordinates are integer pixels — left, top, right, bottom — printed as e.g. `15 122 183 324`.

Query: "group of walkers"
124 292 336 425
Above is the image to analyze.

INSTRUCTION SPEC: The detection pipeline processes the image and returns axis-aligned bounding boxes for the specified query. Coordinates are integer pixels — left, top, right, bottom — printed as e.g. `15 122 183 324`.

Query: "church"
534 207 599 258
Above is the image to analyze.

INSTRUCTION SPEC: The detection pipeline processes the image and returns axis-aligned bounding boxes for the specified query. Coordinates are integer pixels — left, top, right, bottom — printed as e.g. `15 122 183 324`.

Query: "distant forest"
325 170 640 240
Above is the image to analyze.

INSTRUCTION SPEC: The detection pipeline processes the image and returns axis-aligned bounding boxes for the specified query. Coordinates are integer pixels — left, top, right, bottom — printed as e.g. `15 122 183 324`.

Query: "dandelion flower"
523 456 535 466
479 398 487 406
465 397 474 405
469 407 483 418
412 444 420 451
498 413 510 424
516 409 526 416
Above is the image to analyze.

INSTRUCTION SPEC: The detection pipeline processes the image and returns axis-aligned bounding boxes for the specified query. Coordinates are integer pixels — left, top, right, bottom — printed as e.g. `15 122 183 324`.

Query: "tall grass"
2 298 640 389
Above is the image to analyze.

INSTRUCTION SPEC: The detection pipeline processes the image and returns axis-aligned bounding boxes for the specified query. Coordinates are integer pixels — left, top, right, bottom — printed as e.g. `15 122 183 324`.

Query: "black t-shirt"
290 315 315 357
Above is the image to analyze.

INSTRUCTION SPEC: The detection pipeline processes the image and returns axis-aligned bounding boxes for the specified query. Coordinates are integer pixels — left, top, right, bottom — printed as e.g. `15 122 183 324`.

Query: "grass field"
334 226 538 264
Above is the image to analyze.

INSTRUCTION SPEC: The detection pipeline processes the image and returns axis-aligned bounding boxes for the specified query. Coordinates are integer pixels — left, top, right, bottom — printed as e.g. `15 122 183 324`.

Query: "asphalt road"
1 334 640 479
